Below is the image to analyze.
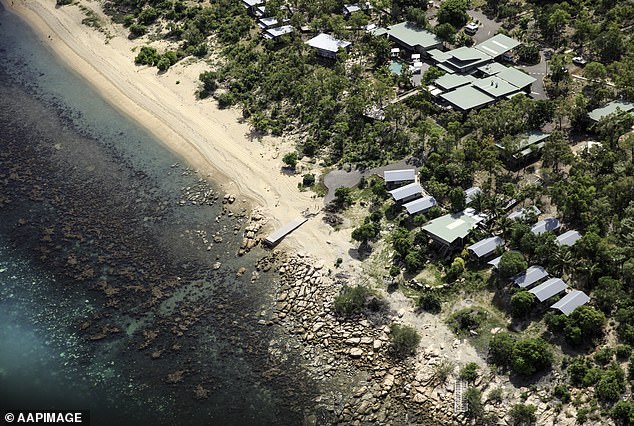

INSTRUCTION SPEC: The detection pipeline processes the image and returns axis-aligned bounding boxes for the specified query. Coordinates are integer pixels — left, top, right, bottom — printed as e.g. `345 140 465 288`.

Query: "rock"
346 337 361 345
350 348 364 358
373 340 382 350
212 262 221 270
236 267 247 277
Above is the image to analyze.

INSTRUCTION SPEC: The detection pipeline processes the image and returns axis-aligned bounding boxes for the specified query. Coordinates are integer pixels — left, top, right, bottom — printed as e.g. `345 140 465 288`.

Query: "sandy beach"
1 0 354 264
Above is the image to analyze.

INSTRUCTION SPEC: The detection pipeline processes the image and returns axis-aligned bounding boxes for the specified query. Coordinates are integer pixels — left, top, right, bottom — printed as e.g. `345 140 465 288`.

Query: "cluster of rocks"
178 177 218 206
222 193 236 204
238 209 267 256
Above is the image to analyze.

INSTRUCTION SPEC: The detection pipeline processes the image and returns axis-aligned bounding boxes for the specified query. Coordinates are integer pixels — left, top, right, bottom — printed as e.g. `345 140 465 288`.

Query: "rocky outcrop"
238 209 266 256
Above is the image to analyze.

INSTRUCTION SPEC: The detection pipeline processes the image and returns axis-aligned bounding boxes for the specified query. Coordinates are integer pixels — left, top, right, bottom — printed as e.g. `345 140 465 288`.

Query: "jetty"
263 217 308 247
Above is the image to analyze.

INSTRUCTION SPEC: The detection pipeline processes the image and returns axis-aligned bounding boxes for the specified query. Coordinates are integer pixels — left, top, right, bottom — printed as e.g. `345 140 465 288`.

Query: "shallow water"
0 6 314 425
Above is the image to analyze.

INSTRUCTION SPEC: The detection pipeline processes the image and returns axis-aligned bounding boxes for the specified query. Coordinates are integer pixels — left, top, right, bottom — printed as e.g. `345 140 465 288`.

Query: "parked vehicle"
464 22 478 35
572 56 587 66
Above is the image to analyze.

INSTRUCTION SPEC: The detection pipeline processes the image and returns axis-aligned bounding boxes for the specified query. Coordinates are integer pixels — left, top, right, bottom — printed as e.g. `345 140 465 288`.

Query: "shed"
404 195 437 215
384 169 416 187
556 230 582 246
550 290 590 315
386 22 443 53
507 205 541 221
588 100 634 122
474 34 520 58
513 265 548 288
422 210 483 247
465 187 481 204
467 236 505 259
531 218 560 235
529 278 568 302
440 85 495 112
389 182 423 203
306 33 351 59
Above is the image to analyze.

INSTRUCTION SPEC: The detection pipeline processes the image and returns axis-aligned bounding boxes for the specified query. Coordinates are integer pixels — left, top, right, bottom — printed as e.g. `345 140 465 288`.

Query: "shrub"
302 174 315 187
433 359 455 383
567 356 591 386
509 404 537 425
488 387 504 403
282 152 298 169
611 400 634 426
567 305 606 343
56 0 73 5
464 387 483 418
511 338 553 376
404 251 422 273
615 344 631 360
134 46 159 66
333 286 372 316
553 384 570 403
199 71 218 93
459 362 480 382
510 290 535 318
419 292 442 313
595 364 626 403
157 57 171 72
333 187 353 209
498 251 528 280
389 324 421 358
593 346 614 365
489 332 515 368
129 24 148 38
450 308 487 336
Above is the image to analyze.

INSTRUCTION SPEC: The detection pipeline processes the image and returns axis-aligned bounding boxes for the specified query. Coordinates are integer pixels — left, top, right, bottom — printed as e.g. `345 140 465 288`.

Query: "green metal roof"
440 85 494 111
422 211 482 245
496 66 536 89
588 100 634 122
387 22 442 49
477 62 508 76
495 131 550 154
473 76 520 98
434 73 475 90
474 34 520 57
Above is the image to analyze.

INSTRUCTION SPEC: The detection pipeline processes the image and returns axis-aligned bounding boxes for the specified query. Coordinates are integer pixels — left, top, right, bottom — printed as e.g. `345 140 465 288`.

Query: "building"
495 131 550 166
433 73 476 91
404 195 437 215
385 22 443 54
422 209 484 250
513 265 548 288
551 290 590 315
531 218 560 235
389 182 423 204
556 230 582 246
436 46 494 74
529 278 568 302
467 236 505 260
306 33 351 59
440 85 495 112
384 169 416 188
263 25 293 40
588 100 634 122
472 76 522 99
473 34 521 59
464 187 481 205
343 2 371 16
241 0 264 14
508 205 541 221
258 17 279 29
495 66 536 93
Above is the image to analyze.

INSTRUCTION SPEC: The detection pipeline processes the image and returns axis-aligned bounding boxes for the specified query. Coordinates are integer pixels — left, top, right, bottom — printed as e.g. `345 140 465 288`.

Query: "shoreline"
0 0 353 263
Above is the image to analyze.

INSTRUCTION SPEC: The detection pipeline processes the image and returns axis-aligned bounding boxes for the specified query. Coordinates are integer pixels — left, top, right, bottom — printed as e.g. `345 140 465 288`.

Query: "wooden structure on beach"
264 217 308 247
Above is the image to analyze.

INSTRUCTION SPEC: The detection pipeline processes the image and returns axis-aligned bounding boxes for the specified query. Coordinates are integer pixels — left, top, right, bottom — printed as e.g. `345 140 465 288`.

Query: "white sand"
2 0 354 264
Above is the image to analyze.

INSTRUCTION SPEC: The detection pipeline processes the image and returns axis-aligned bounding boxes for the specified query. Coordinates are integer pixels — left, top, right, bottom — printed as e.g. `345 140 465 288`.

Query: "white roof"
488 254 503 269
404 195 437 215
508 206 541 221
556 230 582 246
242 0 263 7
513 265 548 288
467 236 505 258
550 290 590 315
384 169 416 182
531 218 560 235
389 182 423 201
264 25 293 39
258 17 278 28
529 278 568 302
306 33 351 53
465 187 481 204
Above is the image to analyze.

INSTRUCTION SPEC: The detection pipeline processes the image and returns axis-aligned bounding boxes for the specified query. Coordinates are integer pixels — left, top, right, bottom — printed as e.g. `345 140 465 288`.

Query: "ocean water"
0 6 315 425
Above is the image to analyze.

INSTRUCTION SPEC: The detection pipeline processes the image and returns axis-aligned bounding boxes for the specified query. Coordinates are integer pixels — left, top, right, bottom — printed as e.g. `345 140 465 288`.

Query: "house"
508 205 541 221
385 22 443 54
467 236 505 260
422 209 484 251
258 17 279 29
513 265 548 288
588 100 634 122
496 131 550 166
551 290 590 315
556 230 582 246
241 0 264 14
343 2 371 16
306 33 351 59
473 34 521 59
495 66 536 93
383 169 416 188
464 187 481 205
263 25 293 40
531 218 560 235
440 85 495 112
389 182 423 204
529 277 568 302
433 74 476 91
436 46 493 74
404 195 437 215
472 76 521 99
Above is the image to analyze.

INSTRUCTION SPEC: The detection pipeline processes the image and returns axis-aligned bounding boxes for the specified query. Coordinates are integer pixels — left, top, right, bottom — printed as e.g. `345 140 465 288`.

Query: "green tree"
611 400 634 426
449 187 466 212
389 323 421 358
334 286 373 316
510 291 535 318
498 251 528 280
351 222 380 247
568 305 606 342
437 0 470 28
542 131 574 174
511 338 553 376
282 152 298 169
509 404 537 425
334 187 353 209
157 56 171 71
434 23 457 44
465 387 484 418
419 292 442 313
489 332 515 368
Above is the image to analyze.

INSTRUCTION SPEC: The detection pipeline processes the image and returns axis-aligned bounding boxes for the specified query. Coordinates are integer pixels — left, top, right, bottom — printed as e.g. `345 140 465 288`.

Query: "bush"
498 251 528 280
216 92 235 109
333 187 353 209
511 338 553 376
134 46 159 66
56 0 73 5
450 308 487 336
419 292 442 313
509 404 537 425
404 251 423 273
489 332 515 368
593 347 614 365
510 290 535 318
157 57 171 72
333 286 372 316
487 387 504 403
553 384 570 403
566 356 591 386
595 364 626 403
465 387 483 418
615 344 631 360
129 24 148 38
566 305 606 344
389 324 421 358
282 152 298 169
433 359 455 383
611 400 634 426
199 71 219 93
459 362 480 382
301 174 315 187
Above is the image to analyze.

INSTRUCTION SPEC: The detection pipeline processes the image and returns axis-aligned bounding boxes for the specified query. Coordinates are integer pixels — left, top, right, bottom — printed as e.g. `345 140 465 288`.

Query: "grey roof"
465 186 481 204
507 205 541 221
428 49 452 63
343 3 361 13
264 217 308 245
264 25 293 39
531 218 560 235
440 85 495 111
389 182 423 201
467 236 505 258
513 265 548 288
258 17 278 28
369 26 388 36
588 100 634 122
434 73 476 90
529 278 568 302
306 33 351 53
556 230 582 246
422 210 483 245
551 290 590 315
384 169 416 182
404 195 437 215
472 76 521 98
496 66 536 89
387 22 442 50
443 47 492 71
477 62 508 76
488 254 503 269
242 0 264 7
474 34 520 57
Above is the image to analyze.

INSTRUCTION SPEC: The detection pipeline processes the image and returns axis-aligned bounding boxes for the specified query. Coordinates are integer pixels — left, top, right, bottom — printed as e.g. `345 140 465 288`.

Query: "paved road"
468 9 502 45
516 51 548 100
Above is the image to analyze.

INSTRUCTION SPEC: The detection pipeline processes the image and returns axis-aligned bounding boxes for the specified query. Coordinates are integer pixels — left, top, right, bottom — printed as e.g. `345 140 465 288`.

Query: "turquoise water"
0 5 314 425
389 60 405 75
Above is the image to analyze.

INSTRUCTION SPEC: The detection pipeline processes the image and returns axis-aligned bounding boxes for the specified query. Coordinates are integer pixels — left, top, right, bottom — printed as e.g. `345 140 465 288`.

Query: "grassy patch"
447 305 507 354
413 263 444 287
